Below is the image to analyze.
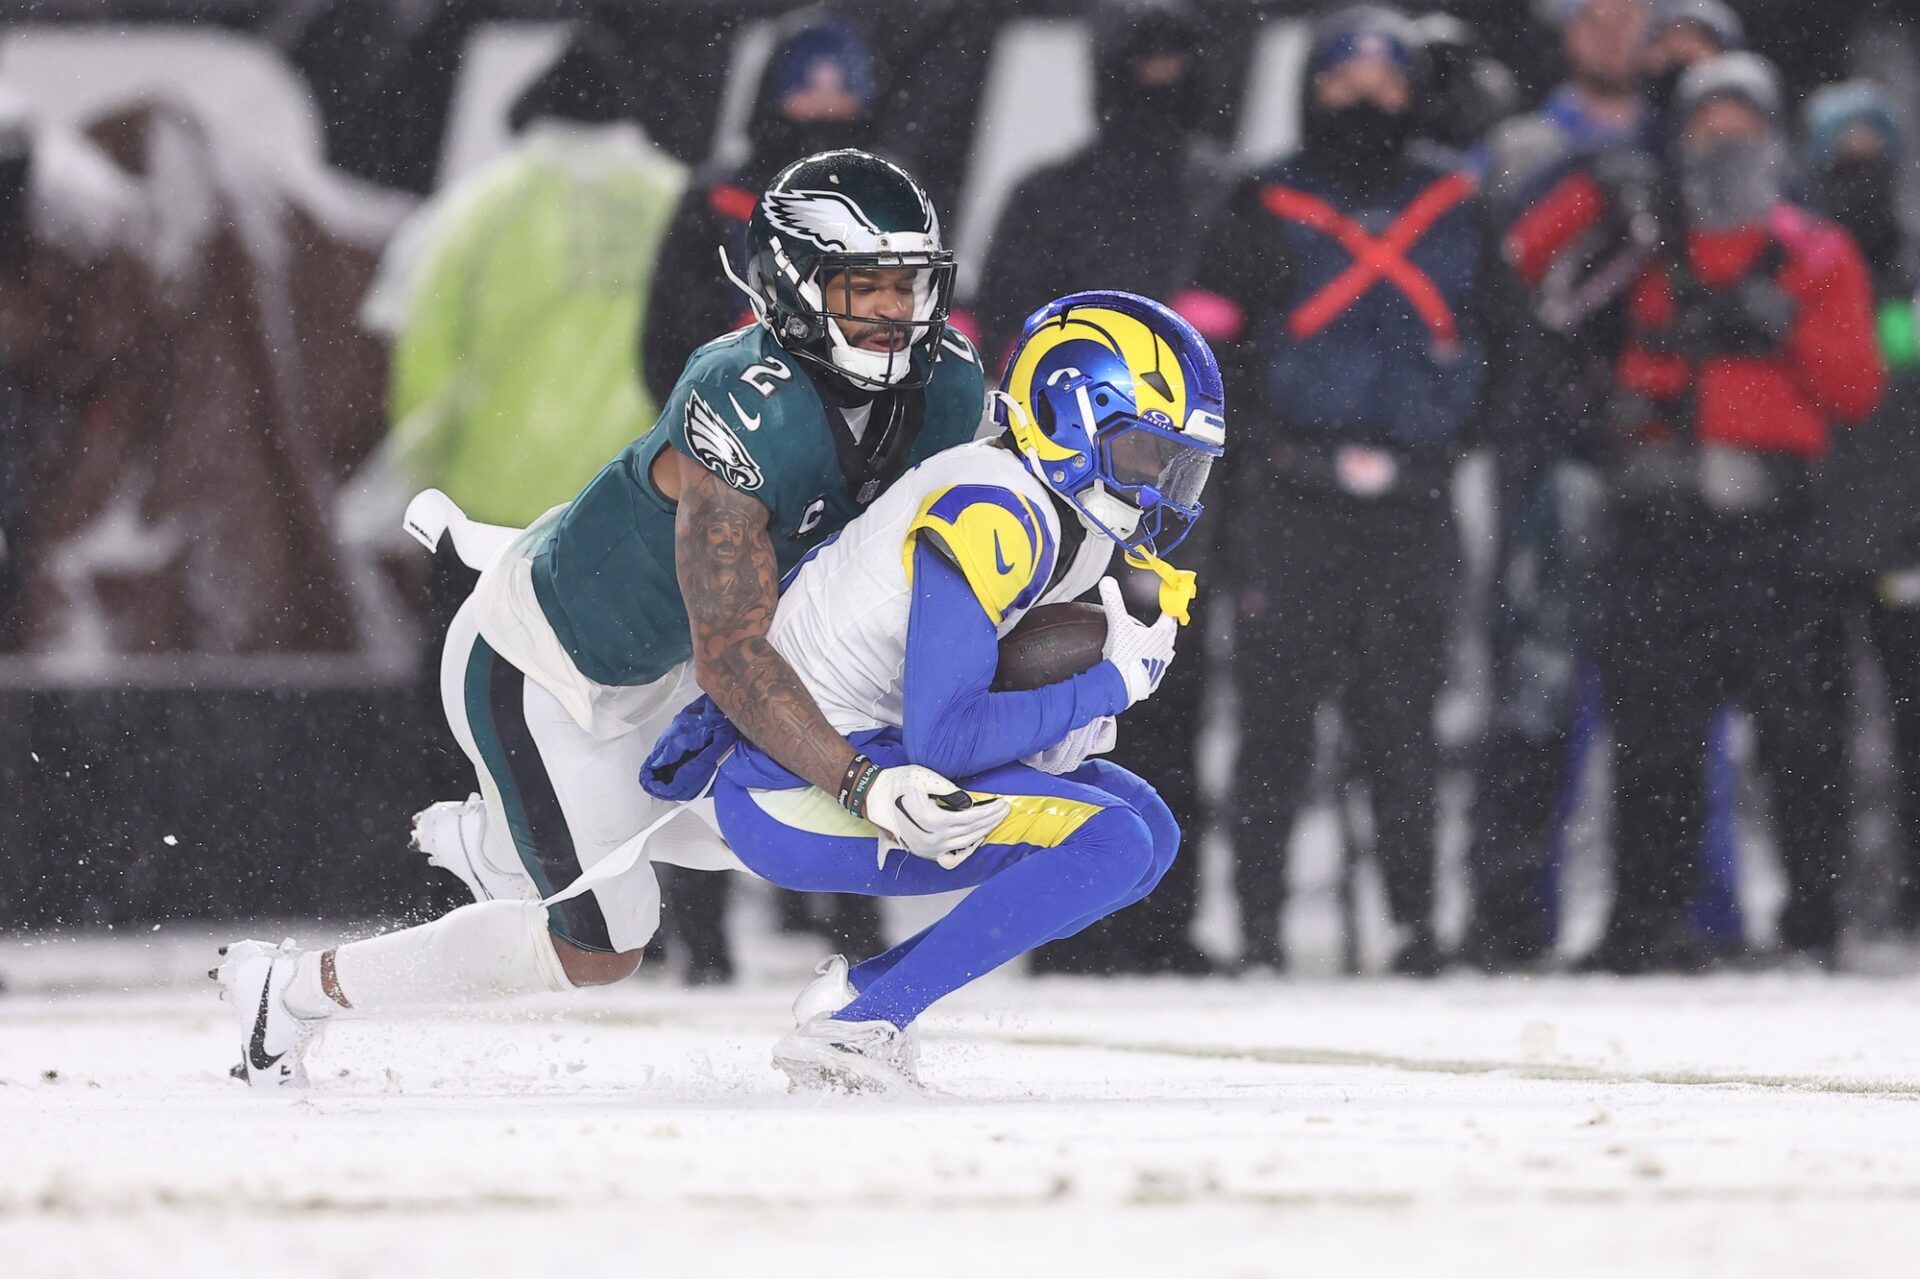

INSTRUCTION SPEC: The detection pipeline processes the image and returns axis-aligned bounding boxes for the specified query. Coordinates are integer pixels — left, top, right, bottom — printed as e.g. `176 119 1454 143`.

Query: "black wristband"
838 754 882 817
836 754 865 808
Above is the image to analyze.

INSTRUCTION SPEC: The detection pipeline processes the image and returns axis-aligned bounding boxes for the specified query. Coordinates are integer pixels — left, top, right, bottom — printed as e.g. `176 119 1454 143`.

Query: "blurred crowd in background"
2 0 1917 981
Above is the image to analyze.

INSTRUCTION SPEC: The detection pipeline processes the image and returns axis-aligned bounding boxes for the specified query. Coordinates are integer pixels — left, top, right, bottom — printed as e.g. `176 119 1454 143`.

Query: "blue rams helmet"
997 291 1225 564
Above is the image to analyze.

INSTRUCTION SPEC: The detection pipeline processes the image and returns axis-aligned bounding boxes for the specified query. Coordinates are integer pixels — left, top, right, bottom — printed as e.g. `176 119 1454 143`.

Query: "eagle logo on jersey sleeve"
684 390 764 492
904 485 1056 625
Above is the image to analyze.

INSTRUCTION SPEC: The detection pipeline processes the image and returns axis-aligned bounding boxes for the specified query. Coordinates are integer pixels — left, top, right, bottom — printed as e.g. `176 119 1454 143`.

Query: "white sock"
283 950 337 1021
287 901 574 1018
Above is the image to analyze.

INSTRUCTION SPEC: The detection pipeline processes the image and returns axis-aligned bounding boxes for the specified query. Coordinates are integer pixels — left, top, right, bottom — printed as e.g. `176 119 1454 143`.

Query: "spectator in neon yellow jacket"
373 27 685 528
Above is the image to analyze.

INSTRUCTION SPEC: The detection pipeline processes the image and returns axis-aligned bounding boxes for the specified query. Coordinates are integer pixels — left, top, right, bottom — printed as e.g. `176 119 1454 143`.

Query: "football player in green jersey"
215 151 1011 1087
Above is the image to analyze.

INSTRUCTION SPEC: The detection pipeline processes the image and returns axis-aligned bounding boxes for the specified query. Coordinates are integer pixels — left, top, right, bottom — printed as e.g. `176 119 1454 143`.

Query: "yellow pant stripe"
747 785 1103 851
968 791 1103 849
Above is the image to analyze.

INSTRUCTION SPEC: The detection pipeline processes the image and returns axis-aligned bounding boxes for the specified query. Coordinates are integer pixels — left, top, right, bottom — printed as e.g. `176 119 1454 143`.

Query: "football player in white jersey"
642 290 1226 1092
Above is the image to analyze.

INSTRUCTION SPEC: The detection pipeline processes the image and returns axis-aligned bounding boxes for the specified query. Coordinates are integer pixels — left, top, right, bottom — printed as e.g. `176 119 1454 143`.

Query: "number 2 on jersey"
740 355 795 397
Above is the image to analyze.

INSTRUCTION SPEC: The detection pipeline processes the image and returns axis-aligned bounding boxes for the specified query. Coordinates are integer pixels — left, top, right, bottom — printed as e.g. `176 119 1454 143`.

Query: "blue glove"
640 696 739 801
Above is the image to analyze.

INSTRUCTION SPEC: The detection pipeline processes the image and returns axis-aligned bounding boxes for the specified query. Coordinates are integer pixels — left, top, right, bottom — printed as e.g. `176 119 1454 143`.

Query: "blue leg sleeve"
848 922 934 993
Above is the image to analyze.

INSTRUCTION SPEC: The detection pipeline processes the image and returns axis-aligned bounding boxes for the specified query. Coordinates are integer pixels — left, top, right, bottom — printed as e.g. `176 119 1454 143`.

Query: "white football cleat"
791 954 858 1027
773 1014 922 1095
213 939 324 1089
411 794 534 903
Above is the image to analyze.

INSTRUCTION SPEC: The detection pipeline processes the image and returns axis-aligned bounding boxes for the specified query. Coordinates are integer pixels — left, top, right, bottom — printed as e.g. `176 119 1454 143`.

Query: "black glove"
1670 243 1797 358
1717 277 1797 353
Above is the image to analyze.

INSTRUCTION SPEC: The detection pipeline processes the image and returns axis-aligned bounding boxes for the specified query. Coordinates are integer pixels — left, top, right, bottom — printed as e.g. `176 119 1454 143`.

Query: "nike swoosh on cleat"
247 970 284 1073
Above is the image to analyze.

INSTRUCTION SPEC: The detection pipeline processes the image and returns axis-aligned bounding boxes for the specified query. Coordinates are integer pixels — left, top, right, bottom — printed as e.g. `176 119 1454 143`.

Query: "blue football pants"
713 756 1180 1028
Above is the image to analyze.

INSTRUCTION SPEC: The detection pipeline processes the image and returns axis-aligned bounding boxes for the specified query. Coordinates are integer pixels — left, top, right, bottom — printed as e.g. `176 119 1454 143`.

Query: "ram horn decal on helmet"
997 290 1226 577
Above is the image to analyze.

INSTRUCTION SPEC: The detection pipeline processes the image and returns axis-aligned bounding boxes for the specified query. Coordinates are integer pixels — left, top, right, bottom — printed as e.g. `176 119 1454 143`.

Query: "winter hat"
1536 0 1651 28
1675 51 1782 127
1802 80 1905 174
1655 0 1744 52
1306 6 1416 80
763 13 875 110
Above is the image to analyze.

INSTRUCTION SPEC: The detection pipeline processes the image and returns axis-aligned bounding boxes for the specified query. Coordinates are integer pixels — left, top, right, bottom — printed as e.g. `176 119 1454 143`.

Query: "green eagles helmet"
742 149 955 392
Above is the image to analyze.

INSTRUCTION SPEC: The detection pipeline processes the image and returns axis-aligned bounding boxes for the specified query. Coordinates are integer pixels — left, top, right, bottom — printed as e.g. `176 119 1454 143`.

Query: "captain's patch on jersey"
684 390 764 492
905 484 1056 625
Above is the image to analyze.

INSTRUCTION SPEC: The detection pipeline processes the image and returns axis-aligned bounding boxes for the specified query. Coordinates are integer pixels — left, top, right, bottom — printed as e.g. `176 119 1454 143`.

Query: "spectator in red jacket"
1593 53 1883 973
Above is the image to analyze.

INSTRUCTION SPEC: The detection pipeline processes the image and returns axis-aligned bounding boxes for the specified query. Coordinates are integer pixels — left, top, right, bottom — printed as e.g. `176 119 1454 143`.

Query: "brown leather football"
992 601 1108 692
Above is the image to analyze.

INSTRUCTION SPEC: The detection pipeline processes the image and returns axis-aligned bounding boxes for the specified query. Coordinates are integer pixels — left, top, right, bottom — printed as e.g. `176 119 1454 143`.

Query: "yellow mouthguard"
1125 548 1197 626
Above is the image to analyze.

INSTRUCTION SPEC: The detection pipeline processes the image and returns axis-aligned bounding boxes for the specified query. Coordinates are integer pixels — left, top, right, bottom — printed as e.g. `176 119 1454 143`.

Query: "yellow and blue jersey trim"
902 484 1057 625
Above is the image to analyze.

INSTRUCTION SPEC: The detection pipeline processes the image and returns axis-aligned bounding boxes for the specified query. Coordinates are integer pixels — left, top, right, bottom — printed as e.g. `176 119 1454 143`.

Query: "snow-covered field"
5 927 1920 1279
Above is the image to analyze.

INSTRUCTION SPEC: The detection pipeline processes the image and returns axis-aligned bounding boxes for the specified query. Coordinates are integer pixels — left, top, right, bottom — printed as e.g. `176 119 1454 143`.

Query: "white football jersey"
770 439 1112 736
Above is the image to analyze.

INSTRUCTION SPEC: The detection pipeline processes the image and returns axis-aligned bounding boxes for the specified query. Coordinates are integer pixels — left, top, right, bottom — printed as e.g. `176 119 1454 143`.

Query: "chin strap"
716 245 768 327
1124 547 1198 626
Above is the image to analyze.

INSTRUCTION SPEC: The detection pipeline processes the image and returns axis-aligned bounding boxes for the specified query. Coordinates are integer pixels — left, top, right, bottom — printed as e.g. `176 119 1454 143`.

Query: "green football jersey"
531 325 988 687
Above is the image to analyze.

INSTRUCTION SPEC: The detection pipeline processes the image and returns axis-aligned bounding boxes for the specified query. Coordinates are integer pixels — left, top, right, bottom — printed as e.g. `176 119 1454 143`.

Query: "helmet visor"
1103 420 1217 512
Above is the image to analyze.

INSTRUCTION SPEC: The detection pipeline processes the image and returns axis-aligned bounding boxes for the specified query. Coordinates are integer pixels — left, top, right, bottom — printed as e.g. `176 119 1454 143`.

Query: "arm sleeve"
900 541 1128 779
1188 176 1283 417
1189 176 1278 339
1786 233 1885 424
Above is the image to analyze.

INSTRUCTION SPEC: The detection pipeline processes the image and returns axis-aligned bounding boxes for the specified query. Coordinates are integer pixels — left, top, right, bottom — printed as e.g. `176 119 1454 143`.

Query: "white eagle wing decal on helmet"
683 391 764 492
764 188 898 252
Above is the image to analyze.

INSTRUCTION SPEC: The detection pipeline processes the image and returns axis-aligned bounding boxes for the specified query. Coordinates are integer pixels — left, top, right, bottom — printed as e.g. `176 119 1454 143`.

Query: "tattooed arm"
671 457 856 794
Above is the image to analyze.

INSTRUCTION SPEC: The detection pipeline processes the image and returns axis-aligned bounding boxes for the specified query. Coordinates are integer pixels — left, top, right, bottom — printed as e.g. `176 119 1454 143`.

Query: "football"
992 601 1108 691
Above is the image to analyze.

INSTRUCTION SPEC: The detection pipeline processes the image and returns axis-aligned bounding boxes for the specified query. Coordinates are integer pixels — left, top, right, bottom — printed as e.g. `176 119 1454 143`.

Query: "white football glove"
864 765 1009 869
1025 715 1118 776
1098 576 1178 707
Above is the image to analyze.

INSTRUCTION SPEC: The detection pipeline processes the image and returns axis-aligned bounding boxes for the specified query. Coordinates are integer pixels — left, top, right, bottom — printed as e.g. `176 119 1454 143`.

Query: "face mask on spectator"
1305 101 1412 177
750 19 876 167
1103 60 1202 151
1683 137 1781 229
1820 153 1902 266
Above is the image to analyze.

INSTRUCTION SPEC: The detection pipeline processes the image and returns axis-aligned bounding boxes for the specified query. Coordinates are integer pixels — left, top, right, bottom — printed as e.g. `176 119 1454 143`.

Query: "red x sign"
1259 172 1476 355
